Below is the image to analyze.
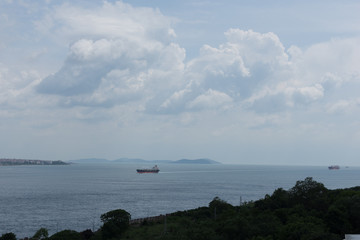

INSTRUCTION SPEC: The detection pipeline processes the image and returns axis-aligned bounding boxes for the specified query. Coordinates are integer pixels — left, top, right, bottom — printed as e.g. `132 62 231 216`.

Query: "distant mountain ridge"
70 158 221 164
173 158 220 164
70 158 109 163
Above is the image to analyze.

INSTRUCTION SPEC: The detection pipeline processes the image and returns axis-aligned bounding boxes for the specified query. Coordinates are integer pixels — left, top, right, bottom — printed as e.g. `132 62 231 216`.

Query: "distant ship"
136 165 160 173
328 165 340 170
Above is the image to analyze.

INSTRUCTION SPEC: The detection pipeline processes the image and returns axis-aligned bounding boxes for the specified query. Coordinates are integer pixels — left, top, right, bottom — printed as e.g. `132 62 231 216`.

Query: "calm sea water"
0 163 359 238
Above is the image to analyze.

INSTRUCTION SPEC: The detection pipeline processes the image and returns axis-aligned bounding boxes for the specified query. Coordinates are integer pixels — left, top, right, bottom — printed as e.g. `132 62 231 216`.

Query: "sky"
1 0 360 165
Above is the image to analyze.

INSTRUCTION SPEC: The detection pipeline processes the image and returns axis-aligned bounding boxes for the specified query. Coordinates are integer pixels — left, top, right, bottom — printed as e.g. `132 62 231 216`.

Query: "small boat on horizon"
328 165 340 170
136 165 160 173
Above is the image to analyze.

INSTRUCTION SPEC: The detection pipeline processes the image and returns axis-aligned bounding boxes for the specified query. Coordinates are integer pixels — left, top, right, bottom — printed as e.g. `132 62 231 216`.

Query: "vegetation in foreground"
2 177 360 240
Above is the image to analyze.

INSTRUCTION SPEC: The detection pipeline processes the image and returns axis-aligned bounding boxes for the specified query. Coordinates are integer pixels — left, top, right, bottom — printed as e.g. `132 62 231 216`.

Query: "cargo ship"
328 165 340 170
136 165 160 173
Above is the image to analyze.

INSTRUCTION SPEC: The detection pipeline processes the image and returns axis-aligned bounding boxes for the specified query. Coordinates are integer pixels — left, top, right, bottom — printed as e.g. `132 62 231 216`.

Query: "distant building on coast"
0 158 68 166
344 235 360 240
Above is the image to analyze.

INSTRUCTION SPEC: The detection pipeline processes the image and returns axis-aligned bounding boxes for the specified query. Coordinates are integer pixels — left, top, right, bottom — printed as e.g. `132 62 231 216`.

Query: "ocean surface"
0 163 359 238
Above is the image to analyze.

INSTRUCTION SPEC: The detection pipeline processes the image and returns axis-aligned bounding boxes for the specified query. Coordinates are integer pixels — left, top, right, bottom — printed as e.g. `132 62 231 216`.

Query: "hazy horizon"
1 1 360 165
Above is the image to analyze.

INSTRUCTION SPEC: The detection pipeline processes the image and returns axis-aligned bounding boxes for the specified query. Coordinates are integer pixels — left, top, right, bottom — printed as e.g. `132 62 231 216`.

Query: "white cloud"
302 38 360 75
39 1 175 44
186 89 233 110
70 39 114 61
22 1 360 117
0 64 37 103
36 2 185 109
158 28 293 114
246 83 324 112
159 88 192 112
36 11 360 118
240 36 360 113
327 100 352 114
292 84 324 103
224 29 289 66
0 64 55 128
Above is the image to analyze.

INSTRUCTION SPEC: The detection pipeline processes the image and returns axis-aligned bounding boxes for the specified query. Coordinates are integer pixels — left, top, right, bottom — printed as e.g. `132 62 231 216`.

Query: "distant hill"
69 158 109 163
173 158 221 164
114 158 153 163
70 158 221 164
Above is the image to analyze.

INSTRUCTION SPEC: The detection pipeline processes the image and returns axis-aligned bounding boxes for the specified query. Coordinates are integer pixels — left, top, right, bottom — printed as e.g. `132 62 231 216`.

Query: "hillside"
173 158 221 164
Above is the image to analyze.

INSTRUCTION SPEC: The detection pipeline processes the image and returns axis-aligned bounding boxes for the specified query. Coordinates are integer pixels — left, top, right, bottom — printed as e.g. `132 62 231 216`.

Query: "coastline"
0 159 69 166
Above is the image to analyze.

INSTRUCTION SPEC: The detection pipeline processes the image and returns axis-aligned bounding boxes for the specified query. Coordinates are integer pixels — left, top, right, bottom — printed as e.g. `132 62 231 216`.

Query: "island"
0 158 69 166
173 158 220 164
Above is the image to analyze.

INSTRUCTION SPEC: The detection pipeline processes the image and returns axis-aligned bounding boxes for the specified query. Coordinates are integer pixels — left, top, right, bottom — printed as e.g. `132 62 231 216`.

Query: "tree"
289 177 326 198
49 230 81 240
280 216 339 240
209 197 233 218
0 233 16 240
100 209 131 239
32 228 49 240
289 177 328 211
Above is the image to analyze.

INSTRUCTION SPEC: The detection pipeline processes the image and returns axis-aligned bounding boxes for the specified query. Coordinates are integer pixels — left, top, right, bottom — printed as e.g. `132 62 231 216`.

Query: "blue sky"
1 0 360 165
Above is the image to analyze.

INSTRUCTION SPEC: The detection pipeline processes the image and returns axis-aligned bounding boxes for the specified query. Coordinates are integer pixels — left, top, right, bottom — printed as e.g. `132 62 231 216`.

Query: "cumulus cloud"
184 29 289 98
34 1 360 119
224 29 289 66
301 38 360 76
246 83 324 113
0 65 38 104
156 28 294 114
242 36 360 113
36 2 185 109
186 89 233 110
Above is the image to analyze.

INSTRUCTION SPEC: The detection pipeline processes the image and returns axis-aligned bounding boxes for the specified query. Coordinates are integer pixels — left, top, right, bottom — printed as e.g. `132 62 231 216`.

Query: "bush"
49 230 81 240
0 233 16 240
32 228 49 240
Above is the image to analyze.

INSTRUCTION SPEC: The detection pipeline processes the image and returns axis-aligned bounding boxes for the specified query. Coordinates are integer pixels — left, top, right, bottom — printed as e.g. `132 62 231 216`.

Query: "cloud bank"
34 2 360 119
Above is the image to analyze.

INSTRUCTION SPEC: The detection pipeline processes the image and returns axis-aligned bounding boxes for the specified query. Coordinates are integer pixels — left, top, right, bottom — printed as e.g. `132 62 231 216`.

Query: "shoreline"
0 158 69 166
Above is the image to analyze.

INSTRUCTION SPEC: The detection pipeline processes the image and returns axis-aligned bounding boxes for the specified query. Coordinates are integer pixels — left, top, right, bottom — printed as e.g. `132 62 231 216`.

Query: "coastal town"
0 159 68 166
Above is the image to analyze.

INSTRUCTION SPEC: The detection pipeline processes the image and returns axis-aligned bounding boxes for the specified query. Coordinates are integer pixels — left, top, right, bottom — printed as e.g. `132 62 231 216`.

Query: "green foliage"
100 209 131 239
100 209 131 225
80 229 94 240
48 230 81 240
289 177 328 211
113 177 352 240
280 215 328 240
0 233 16 240
289 177 326 197
32 228 49 240
209 196 234 219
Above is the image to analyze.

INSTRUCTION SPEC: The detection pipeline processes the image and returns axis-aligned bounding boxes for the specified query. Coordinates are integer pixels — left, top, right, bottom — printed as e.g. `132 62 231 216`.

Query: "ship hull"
136 165 160 173
136 169 160 173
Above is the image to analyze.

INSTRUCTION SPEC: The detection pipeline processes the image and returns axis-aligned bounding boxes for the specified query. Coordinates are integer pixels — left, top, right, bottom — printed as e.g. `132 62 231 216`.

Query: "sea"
0 163 359 238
